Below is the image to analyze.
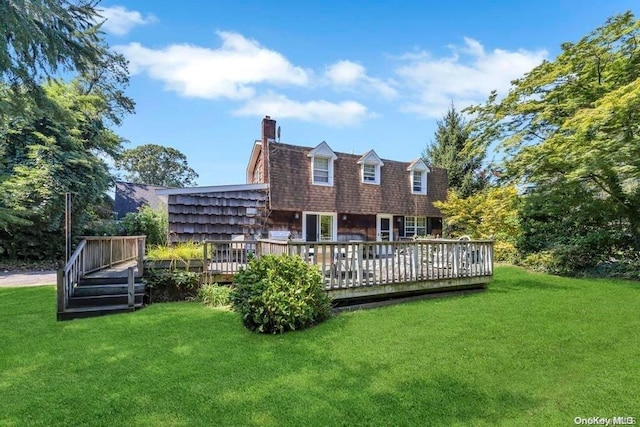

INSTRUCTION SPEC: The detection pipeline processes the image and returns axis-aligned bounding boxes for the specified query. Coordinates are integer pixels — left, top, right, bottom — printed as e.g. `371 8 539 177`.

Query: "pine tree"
423 103 487 198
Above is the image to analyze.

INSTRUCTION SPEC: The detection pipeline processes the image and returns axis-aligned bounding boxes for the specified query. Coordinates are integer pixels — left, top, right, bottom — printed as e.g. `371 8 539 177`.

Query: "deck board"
83 260 139 279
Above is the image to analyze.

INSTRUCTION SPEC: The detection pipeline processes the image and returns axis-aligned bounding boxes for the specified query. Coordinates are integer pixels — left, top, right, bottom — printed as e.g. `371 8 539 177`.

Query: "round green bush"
230 254 332 334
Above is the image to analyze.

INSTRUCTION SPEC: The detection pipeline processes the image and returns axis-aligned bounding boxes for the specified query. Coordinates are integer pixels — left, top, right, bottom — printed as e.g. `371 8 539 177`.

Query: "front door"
376 214 393 255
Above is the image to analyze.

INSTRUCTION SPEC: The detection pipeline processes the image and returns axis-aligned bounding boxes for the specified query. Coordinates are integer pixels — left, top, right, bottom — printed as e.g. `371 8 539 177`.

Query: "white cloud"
395 38 547 118
116 32 310 100
98 6 156 36
324 60 397 98
234 93 373 127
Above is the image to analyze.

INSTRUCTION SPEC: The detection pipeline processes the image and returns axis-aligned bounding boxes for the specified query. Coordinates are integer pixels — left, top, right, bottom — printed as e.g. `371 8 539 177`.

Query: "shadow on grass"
2 288 539 426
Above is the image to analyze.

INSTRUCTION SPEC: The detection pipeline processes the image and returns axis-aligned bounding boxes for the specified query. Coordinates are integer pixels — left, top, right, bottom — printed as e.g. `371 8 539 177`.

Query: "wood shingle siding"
268 143 447 216
164 188 269 243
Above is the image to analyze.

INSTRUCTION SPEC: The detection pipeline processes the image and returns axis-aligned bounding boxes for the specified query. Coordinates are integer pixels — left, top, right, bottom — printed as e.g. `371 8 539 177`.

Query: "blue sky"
98 1 638 186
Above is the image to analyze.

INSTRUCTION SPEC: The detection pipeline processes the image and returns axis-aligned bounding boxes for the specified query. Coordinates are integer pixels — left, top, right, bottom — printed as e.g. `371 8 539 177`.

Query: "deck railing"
82 236 146 274
202 238 493 290
57 236 146 315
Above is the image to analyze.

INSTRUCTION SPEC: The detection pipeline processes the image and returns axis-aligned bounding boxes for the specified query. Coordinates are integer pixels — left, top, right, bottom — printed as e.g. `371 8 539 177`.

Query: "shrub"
144 269 200 302
230 254 332 334
519 251 557 273
122 206 168 246
196 284 232 307
493 241 519 264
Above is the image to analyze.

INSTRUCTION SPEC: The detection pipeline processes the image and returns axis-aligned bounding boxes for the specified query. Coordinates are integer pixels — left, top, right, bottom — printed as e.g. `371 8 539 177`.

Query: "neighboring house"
245 116 447 242
142 115 447 243
114 181 168 219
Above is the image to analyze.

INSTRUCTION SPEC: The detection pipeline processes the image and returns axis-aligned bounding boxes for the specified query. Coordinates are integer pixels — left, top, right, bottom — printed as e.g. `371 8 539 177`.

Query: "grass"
1 266 638 426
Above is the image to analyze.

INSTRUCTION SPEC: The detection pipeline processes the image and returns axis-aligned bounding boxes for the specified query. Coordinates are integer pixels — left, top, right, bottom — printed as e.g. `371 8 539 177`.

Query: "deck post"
355 243 363 286
56 270 65 314
127 266 135 308
137 237 145 276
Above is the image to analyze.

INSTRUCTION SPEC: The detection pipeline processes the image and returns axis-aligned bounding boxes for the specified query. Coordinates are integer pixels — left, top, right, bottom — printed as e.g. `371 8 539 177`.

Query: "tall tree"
0 77 131 259
116 144 198 187
423 103 487 198
467 11 640 246
0 0 105 114
117 144 199 187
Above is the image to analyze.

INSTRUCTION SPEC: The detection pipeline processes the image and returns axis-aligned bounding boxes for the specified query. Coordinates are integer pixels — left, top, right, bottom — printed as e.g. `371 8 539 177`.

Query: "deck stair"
57 236 147 321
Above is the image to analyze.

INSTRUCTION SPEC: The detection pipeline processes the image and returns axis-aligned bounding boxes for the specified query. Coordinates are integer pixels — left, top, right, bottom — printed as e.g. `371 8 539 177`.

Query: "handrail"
57 236 146 317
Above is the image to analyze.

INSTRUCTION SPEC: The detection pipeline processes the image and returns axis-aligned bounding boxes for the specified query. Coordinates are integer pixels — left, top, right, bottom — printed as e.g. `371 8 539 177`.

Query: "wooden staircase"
57 236 147 321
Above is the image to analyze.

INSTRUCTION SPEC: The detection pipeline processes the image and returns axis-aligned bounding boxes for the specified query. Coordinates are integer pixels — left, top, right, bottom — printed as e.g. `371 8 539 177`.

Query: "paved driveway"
0 271 56 287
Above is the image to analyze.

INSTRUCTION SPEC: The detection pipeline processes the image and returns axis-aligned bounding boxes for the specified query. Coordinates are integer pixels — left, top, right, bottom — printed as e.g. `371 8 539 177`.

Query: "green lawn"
1 266 638 426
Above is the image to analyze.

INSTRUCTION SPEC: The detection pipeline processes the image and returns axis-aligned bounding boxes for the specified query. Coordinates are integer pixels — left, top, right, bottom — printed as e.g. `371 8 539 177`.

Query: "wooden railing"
82 236 146 274
57 236 146 315
202 238 493 290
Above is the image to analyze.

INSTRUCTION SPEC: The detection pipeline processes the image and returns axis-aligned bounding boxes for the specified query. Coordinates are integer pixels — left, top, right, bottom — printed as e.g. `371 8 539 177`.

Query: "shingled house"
245 116 447 242
153 116 446 243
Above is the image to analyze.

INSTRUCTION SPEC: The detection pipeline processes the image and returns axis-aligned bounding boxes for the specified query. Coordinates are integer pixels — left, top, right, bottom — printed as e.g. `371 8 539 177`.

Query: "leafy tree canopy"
467 12 640 244
434 186 520 242
423 102 488 198
117 144 199 187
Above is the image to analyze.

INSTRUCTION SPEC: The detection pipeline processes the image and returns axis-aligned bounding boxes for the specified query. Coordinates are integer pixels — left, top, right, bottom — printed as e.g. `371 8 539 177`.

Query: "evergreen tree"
423 103 487 197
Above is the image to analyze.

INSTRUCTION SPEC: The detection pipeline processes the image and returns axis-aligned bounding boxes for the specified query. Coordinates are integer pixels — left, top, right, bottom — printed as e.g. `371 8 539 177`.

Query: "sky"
97 0 639 186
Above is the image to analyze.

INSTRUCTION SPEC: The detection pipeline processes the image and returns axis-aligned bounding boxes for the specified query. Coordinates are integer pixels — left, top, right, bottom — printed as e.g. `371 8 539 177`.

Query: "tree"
467 12 640 247
117 144 199 187
433 186 520 242
423 103 488 198
0 0 105 115
0 76 132 259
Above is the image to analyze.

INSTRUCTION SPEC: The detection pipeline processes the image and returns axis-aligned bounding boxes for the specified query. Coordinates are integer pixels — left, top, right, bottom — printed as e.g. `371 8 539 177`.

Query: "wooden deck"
83 260 139 280
203 239 494 301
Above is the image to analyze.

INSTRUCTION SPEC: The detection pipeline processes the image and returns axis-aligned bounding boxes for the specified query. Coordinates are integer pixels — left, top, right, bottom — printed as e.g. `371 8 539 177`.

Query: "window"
363 163 376 183
407 159 429 194
405 216 427 237
313 156 330 184
357 150 383 185
412 171 422 192
308 141 336 186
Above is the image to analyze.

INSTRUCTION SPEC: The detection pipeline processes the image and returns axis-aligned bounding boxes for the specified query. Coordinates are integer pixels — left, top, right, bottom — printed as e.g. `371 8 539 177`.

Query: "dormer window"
357 150 383 185
407 159 430 195
308 141 337 186
413 170 423 192
363 164 376 183
313 156 330 184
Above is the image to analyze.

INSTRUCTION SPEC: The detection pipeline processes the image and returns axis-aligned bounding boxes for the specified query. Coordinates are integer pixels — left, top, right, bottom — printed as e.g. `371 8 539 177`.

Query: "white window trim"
407 160 429 195
412 170 427 195
311 155 334 186
357 150 384 186
302 211 338 242
405 215 427 237
361 162 380 185
308 142 337 187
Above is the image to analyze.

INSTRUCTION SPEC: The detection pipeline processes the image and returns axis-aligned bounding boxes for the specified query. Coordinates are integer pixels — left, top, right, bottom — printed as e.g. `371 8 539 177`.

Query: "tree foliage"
423 103 488 198
467 12 640 248
433 186 520 242
116 144 199 187
0 0 105 115
0 78 130 259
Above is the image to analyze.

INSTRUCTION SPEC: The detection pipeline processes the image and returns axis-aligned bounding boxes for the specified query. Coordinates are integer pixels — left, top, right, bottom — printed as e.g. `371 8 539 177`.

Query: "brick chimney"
262 115 276 142
261 115 276 183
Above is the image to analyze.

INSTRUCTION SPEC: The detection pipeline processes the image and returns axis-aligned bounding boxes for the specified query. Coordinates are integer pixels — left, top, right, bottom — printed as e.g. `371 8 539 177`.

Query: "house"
244 116 447 242
157 116 447 243
114 181 168 219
